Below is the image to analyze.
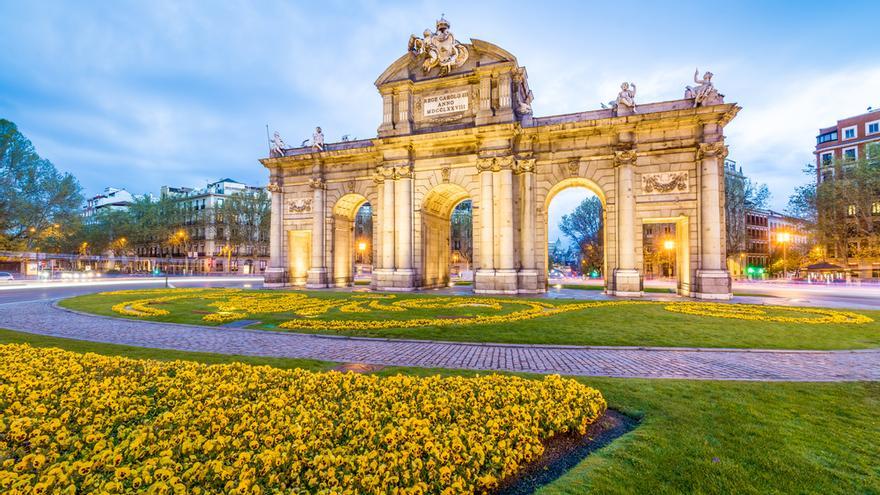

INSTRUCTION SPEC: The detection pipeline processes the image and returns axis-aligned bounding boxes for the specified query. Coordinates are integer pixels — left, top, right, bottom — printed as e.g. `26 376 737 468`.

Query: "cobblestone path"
1 300 877 381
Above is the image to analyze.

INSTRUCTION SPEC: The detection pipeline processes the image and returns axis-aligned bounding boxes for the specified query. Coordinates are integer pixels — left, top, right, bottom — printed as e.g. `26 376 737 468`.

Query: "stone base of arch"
516 269 542 294
474 269 518 295
306 268 330 289
263 267 287 287
692 270 732 300
608 268 643 297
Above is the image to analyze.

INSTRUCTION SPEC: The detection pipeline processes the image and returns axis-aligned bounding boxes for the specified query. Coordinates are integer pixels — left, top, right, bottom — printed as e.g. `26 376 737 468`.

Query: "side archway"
420 183 471 288
331 193 370 287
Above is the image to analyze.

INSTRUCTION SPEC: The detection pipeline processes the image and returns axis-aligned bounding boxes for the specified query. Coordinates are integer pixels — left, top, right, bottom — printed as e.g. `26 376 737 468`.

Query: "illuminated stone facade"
260 21 739 298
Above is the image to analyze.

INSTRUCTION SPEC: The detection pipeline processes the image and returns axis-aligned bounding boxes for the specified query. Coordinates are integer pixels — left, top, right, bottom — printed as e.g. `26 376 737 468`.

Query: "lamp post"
663 239 675 278
776 231 791 279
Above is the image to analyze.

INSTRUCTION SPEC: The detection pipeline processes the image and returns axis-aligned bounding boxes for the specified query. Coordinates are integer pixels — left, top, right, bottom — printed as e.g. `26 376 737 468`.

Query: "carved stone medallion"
288 198 313 213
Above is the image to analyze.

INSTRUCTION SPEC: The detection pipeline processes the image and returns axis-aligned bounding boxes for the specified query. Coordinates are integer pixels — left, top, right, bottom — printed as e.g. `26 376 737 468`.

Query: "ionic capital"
266 182 282 193
697 142 728 160
495 155 515 171
513 158 536 175
476 157 496 173
613 149 638 167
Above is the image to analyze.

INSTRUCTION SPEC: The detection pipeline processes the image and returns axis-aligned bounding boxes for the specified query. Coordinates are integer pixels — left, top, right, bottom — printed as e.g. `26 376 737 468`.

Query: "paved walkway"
1 300 878 381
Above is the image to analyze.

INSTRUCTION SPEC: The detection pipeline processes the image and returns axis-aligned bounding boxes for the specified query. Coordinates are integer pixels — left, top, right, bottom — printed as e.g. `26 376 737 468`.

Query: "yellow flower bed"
101 289 873 330
0 344 606 494
663 302 873 324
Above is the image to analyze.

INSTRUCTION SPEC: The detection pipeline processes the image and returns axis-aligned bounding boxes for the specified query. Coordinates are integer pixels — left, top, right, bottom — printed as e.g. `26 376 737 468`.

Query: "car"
0 272 14 281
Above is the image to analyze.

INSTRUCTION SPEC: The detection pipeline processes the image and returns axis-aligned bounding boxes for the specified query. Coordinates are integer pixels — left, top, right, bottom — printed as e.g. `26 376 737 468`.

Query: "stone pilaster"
264 178 286 286
378 92 394 135
306 176 329 288
515 158 540 293
609 150 643 296
693 142 732 299
475 77 493 126
396 90 413 135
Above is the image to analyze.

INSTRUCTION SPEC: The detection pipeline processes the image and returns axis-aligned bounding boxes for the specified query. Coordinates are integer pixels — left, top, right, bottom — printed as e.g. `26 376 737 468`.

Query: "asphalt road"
1 277 879 310
0 278 263 305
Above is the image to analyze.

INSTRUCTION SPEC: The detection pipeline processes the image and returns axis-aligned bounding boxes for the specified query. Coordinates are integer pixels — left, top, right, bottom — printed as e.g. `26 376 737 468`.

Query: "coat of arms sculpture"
408 16 469 76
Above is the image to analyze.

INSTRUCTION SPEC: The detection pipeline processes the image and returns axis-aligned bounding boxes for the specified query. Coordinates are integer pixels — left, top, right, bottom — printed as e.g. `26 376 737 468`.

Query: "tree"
558 196 604 274
450 200 472 264
218 190 271 268
725 164 770 256
0 119 83 250
789 157 880 264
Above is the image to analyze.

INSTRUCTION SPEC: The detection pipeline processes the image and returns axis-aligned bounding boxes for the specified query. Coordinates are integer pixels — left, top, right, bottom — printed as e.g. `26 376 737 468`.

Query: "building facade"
261 19 739 298
82 187 136 223
815 108 880 182
814 108 880 280
137 178 270 274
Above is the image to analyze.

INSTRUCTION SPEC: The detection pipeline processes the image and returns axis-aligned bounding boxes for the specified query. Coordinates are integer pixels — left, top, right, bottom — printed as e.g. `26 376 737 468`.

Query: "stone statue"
514 68 534 115
270 131 286 157
408 16 469 76
312 127 324 150
685 69 723 107
615 82 637 111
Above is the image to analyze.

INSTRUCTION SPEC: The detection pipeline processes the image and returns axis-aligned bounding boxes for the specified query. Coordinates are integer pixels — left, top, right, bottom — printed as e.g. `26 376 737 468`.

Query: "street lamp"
662 239 675 278
776 231 791 279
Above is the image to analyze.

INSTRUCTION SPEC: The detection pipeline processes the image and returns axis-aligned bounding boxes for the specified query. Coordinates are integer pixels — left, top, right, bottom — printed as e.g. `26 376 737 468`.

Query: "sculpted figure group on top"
408 16 470 76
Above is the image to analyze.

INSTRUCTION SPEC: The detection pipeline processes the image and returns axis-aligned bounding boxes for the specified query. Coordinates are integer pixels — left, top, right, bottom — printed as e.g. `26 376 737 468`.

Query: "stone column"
694 142 732 299
474 158 496 292
264 178 286 286
393 166 415 289
372 168 396 290
515 158 539 293
306 176 329 288
493 156 517 293
610 150 642 296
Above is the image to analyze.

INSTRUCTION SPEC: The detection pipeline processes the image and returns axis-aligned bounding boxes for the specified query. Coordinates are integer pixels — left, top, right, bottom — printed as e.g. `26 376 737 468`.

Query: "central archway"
420 183 471 288
331 193 371 287
543 178 608 288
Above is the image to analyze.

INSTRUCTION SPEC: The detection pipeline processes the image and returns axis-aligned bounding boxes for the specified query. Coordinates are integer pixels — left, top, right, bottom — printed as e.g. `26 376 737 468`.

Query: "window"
843 147 857 161
821 152 833 165
817 131 838 144
868 142 880 160
821 169 834 182
847 204 856 216
867 121 880 135
843 126 857 140
873 202 880 215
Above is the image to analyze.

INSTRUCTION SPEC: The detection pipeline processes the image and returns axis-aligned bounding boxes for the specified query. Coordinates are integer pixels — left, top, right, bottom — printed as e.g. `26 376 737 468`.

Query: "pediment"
375 39 519 88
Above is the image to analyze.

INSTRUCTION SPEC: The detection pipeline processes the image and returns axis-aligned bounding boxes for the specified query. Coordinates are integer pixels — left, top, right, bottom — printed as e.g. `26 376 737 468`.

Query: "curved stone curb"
0 300 876 382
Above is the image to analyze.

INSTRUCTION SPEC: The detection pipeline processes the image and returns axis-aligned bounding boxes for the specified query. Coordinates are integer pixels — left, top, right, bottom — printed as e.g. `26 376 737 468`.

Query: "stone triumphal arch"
261 18 739 298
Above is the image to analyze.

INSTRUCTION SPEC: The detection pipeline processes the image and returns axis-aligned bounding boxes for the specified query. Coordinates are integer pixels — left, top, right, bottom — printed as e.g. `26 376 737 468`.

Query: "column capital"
308 177 326 190
697 142 728 160
613 149 638 167
266 181 282 193
513 157 536 175
476 157 496 173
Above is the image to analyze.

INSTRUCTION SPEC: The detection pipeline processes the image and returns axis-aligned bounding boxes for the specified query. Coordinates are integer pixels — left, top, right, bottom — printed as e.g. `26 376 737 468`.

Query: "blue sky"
2 0 878 232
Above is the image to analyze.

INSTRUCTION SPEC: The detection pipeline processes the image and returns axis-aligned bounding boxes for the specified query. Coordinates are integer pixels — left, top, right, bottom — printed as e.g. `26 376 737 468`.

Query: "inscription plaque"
422 90 469 117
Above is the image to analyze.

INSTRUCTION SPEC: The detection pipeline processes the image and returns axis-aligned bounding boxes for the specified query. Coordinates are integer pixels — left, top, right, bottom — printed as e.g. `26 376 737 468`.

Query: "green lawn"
59 289 880 350
2 328 877 494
